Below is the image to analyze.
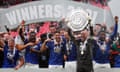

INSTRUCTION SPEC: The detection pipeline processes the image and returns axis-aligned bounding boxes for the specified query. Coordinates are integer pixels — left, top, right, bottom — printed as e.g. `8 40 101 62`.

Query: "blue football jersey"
47 41 66 65
2 45 20 68
65 40 77 61
25 44 39 64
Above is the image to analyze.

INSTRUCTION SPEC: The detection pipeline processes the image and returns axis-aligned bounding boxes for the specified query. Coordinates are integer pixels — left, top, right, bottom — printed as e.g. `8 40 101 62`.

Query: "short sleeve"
32 45 40 50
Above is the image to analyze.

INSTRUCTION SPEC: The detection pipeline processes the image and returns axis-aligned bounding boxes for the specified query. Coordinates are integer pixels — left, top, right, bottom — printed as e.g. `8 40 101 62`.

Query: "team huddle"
0 16 119 72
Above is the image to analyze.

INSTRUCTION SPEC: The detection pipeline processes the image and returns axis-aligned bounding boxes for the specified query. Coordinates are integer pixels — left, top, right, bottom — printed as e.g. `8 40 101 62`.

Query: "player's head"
64 32 70 40
40 33 47 42
60 28 66 36
8 38 15 49
29 31 36 42
3 33 10 41
50 25 56 34
98 31 106 41
80 29 89 42
54 31 61 42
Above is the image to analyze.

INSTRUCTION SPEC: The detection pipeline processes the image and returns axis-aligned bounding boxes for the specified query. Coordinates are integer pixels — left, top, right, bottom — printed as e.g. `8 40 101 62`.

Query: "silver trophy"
65 9 91 32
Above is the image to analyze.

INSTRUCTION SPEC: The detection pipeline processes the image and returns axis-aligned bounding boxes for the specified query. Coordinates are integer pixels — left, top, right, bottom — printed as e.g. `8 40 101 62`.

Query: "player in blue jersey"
16 31 39 68
40 31 66 68
15 21 37 68
30 33 50 68
24 31 40 68
0 38 24 70
33 33 49 68
93 16 118 69
63 31 77 70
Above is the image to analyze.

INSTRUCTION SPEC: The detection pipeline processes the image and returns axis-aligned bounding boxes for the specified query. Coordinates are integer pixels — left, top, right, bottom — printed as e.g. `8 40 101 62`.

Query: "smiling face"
54 32 61 43
29 32 36 42
99 31 106 41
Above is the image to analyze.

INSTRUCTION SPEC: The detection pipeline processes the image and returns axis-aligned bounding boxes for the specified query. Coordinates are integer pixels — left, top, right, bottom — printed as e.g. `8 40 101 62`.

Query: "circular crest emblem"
66 9 89 31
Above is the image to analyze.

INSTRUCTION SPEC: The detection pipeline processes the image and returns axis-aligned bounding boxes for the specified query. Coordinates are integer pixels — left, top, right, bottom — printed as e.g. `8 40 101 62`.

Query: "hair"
99 30 106 34
54 31 60 34
29 31 36 36
50 25 55 28
40 33 47 42
8 38 14 43
95 24 102 27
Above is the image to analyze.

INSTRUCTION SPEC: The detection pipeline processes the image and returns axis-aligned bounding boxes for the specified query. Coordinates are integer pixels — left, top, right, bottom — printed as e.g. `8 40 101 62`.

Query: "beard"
99 37 105 41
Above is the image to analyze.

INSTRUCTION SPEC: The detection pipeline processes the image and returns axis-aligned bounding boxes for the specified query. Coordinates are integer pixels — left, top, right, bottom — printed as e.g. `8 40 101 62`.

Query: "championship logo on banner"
66 9 89 31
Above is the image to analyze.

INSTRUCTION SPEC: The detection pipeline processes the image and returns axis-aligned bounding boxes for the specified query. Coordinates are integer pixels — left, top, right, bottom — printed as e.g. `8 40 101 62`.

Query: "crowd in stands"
0 0 109 9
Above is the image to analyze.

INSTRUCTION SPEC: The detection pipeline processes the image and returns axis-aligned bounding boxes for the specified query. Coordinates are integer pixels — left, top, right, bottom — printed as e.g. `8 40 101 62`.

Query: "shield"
66 9 89 31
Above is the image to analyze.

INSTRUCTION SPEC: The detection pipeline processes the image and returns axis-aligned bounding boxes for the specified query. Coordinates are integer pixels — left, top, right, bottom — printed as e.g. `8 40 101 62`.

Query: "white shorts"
49 65 63 69
65 61 76 72
93 61 110 69
25 63 39 69
65 61 76 69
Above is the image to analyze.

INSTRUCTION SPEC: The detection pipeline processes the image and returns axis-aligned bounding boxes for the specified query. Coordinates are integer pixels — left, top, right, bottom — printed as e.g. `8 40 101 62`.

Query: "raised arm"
30 45 40 53
88 19 94 37
40 38 51 52
17 20 25 33
110 16 118 40
0 38 5 48
16 42 35 51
